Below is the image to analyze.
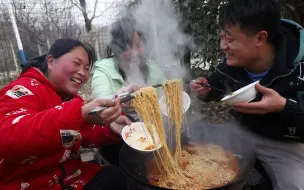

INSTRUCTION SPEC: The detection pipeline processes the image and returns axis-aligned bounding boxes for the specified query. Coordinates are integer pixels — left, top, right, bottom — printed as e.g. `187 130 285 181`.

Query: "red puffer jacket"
0 68 121 189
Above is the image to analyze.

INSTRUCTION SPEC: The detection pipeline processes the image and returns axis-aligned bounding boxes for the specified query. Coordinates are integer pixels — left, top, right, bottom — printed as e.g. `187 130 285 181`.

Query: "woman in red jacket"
0 38 131 189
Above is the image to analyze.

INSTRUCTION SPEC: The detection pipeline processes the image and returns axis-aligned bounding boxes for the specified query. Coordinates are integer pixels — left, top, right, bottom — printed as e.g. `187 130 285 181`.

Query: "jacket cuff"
102 126 122 142
280 99 301 120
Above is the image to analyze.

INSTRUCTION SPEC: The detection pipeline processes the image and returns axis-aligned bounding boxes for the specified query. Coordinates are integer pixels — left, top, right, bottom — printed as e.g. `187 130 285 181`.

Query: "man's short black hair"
219 0 281 42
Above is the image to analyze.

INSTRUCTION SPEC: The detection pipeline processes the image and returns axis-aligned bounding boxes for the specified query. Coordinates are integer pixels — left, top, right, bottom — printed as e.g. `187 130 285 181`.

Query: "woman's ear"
47 55 55 70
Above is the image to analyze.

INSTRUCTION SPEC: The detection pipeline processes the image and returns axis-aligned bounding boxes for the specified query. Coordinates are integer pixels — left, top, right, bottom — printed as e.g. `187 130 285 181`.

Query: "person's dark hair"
106 46 113 58
109 15 146 55
219 0 281 42
21 38 96 74
109 15 149 82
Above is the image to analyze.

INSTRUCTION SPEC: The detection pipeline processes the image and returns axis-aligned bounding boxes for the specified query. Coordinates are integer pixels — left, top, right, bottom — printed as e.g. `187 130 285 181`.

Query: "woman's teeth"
71 78 81 84
226 53 233 58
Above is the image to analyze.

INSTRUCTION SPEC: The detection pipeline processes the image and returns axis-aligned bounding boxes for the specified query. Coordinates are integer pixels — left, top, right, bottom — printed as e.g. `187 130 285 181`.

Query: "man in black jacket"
191 0 304 189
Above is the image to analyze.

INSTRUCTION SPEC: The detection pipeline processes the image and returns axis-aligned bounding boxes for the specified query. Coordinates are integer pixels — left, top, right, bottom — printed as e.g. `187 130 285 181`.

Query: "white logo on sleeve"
6 85 33 99
6 108 27 116
60 130 82 148
65 169 82 180
59 150 71 163
12 115 29 124
20 156 37 165
20 182 30 190
30 79 39 87
55 106 62 110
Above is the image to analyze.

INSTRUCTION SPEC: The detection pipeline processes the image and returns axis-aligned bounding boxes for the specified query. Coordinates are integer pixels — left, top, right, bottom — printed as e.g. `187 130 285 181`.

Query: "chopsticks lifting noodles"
152 84 162 88
88 83 163 115
88 94 135 115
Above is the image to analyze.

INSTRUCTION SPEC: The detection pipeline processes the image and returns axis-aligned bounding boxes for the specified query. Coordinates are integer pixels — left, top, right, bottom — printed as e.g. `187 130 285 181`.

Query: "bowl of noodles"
122 122 162 152
159 91 191 117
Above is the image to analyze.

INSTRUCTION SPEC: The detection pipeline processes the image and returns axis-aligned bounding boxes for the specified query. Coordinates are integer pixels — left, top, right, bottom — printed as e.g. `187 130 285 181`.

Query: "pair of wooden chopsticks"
88 84 163 115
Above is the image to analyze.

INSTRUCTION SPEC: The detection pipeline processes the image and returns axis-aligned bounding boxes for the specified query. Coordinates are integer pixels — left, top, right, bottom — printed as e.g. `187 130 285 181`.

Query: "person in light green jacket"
92 17 166 99
92 57 166 100
92 15 166 166
91 15 166 119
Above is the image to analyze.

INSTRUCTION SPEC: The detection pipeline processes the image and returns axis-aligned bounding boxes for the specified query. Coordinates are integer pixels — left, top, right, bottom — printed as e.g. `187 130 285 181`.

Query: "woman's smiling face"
47 46 91 97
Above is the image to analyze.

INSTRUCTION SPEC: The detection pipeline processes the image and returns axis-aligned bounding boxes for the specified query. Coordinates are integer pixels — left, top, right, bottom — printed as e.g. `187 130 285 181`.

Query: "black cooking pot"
119 121 255 190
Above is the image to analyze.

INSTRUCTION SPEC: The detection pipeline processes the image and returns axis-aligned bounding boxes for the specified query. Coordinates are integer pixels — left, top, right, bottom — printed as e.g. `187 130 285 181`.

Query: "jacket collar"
20 67 57 91
20 67 83 101
94 58 124 83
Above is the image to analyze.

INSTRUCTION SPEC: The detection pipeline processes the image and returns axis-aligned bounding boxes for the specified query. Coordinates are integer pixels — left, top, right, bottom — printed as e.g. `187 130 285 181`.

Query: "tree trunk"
79 0 92 33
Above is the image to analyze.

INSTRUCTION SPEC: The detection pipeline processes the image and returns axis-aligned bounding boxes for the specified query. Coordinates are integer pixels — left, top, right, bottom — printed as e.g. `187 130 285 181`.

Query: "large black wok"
119 119 255 190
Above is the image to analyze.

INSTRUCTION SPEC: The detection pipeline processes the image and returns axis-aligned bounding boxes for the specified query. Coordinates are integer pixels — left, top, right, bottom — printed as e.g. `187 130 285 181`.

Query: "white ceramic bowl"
221 81 259 105
122 122 162 152
159 91 191 117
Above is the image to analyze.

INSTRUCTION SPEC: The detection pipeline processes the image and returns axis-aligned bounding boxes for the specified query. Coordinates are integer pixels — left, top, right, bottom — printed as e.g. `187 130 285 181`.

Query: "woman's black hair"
21 38 96 74
110 15 146 55
109 15 149 82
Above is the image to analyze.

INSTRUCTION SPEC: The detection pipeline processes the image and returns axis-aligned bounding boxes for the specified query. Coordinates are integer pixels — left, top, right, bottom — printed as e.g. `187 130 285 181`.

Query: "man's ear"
256 30 268 47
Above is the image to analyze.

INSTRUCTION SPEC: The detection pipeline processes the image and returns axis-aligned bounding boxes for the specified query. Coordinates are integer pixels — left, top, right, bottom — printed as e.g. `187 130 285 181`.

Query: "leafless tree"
69 0 117 33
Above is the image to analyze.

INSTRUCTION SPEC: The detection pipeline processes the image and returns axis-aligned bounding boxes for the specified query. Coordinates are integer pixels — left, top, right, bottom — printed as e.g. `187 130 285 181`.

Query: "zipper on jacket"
263 61 304 87
216 61 304 88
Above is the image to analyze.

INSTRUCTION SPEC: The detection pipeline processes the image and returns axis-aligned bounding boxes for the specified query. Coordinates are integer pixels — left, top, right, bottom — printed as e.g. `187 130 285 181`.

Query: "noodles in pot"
131 80 238 189
147 144 238 189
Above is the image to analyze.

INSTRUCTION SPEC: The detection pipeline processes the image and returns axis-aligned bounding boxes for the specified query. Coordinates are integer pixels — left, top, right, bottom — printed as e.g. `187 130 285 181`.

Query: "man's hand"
190 77 211 97
233 83 286 114
110 115 132 135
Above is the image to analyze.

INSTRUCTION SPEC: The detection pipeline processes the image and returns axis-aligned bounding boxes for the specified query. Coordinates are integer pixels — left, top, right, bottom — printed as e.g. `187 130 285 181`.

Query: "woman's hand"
116 84 142 95
82 98 122 126
110 115 132 135
115 85 142 108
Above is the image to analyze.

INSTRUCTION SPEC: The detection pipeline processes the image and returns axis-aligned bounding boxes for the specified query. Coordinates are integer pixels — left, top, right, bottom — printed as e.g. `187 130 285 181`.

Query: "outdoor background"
0 0 303 123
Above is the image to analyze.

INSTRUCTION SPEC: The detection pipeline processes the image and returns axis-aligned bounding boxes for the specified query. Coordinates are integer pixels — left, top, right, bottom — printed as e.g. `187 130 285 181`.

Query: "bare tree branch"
69 0 82 10
59 5 75 12
90 0 99 20
69 0 117 32
94 0 117 19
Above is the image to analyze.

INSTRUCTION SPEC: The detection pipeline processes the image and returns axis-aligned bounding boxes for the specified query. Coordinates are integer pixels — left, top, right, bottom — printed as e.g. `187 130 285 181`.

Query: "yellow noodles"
162 79 183 164
147 144 238 189
131 87 178 176
131 80 238 189
131 80 190 184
